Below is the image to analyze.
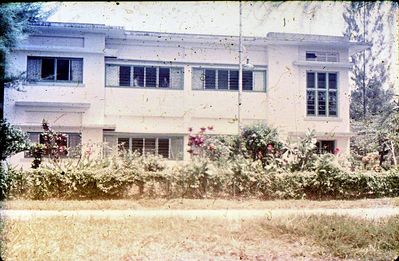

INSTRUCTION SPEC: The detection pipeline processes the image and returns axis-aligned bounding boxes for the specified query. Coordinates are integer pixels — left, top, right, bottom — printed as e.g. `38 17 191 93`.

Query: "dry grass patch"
263 215 399 260
4 197 399 211
2 215 398 260
2 216 325 261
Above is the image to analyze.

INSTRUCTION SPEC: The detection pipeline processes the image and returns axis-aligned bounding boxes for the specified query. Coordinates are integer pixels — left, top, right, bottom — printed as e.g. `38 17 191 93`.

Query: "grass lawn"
1 214 398 260
3 197 399 211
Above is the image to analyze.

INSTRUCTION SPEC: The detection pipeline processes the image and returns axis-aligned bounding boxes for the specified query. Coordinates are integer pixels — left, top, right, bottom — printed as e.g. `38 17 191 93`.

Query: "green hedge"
5 157 399 200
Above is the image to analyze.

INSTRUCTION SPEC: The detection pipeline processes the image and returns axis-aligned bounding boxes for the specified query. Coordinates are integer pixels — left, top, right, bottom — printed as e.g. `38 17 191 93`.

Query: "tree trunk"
391 140 397 166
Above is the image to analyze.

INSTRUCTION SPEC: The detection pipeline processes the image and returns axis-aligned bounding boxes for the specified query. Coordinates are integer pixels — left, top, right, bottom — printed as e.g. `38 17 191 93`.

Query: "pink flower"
188 127 193 132
86 146 93 156
334 147 341 154
207 126 214 131
200 127 206 131
267 144 274 152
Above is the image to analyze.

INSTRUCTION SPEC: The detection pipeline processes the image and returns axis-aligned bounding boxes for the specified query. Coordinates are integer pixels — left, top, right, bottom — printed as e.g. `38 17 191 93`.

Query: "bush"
6 142 399 200
0 119 31 161
0 163 12 200
0 119 31 200
228 156 265 196
282 130 319 172
241 123 284 166
174 157 225 198
202 134 240 162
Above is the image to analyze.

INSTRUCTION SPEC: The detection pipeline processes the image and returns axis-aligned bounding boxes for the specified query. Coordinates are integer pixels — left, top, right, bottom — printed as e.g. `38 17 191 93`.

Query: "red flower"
188 127 193 132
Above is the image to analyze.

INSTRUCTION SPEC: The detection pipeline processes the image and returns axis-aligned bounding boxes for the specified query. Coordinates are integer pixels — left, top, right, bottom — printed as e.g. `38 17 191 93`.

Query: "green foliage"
0 163 12 200
30 120 71 169
202 134 240 162
351 103 399 169
241 123 284 166
228 155 266 196
282 130 318 172
0 119 31 161
7 148 399 200
343 2 397 120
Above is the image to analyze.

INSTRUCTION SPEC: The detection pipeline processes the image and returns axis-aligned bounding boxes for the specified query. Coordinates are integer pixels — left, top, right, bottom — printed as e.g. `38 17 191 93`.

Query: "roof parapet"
30 21 124 31
267 32 350 42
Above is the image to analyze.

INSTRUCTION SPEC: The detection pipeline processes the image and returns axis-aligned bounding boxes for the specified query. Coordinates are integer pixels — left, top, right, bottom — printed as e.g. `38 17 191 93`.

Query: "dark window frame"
25 132 82 158
116 137 182 160
315 140 336 154
201 68 255 91
306 71 338 117
27 56 83 83
107 64 178 88
305 51 339 62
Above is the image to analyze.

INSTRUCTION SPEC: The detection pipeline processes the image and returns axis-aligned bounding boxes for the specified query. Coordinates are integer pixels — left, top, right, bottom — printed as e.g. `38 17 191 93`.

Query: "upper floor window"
105 64 184 89
307 72 337 117
27 56 83 83
192 68 266 92
306 51 339 62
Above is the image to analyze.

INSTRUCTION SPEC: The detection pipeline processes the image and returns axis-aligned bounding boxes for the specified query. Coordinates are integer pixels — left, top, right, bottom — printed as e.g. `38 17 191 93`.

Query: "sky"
45 2 346 36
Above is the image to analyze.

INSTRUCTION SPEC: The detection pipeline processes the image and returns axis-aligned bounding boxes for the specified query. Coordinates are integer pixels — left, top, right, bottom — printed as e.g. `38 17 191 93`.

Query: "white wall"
5 28 353 169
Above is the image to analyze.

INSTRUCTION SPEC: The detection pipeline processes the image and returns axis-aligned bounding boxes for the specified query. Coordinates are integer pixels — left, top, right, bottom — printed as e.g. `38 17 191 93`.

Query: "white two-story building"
5 22 368 166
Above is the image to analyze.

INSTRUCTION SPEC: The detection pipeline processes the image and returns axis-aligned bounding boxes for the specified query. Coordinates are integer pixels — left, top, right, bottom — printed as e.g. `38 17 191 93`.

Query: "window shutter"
144 138 156 155
158 138 170 158
253 71 266 92
70 59 83 83
132 138 144 155
119 66 131 86
105 65 119 86
192 68 204 90
242 71 253 90
104 135 117 157
170 68 184 89
118 138 130 151
68 134 81 148
170 137 184 160
204 69 216 89
27 58 42 82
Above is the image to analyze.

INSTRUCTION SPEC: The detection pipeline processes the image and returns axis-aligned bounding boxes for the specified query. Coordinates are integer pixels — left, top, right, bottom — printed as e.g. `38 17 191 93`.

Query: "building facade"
5 22 368 167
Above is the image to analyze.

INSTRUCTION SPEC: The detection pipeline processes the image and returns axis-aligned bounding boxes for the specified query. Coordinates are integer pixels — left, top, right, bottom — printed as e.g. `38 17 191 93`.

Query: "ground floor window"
315 140 335 154
113 136 184 160
25 132 81 158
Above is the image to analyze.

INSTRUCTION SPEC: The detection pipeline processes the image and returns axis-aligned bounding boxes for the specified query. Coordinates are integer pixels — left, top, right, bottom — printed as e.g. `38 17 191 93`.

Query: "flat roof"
29 21 369 50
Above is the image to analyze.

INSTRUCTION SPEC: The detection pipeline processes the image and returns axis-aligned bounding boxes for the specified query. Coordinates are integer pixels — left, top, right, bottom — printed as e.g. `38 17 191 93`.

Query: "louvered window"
192 68 266 92
106 64 183 89
114 137 183 160
306 51 339 62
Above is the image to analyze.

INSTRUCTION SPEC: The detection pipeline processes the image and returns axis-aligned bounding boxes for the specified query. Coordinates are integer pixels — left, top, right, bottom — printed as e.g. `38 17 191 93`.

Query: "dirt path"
1 207 398 220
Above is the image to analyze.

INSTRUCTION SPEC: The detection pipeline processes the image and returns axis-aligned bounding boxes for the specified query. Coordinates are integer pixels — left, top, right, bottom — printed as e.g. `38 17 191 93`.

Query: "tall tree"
343 1 398 120
0 3 50 120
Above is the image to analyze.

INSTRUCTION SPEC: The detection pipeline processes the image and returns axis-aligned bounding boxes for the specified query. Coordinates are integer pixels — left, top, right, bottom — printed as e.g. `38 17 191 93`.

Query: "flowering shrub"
281 130 319 172
241 123 284 167
31 120 69 168
5 122 399 200
187 126 214 157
